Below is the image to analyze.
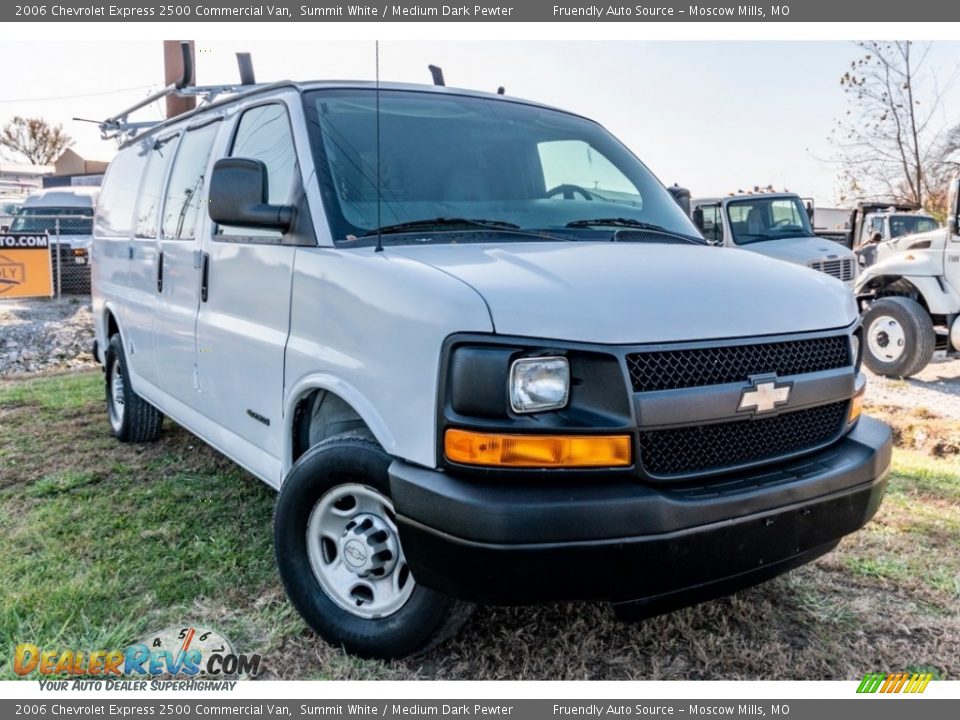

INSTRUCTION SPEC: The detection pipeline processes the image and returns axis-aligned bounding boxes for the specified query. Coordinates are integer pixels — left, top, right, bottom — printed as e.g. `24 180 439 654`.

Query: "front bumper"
389 416 891 606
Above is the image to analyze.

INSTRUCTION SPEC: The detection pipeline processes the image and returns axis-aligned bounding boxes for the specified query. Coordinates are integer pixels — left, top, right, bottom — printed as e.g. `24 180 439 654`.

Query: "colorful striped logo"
857 672 934 694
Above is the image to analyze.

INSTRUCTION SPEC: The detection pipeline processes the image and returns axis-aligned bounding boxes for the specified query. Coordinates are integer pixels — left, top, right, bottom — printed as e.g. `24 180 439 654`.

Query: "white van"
92 79 891 659
9 187 98 291
1 196 25 231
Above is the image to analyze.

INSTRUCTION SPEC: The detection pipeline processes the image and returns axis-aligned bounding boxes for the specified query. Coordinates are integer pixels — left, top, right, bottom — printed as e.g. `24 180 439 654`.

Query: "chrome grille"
809 257 856 282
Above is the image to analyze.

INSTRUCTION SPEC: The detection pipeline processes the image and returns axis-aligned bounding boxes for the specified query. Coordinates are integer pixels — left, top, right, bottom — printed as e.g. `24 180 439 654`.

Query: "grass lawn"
0 370 958 680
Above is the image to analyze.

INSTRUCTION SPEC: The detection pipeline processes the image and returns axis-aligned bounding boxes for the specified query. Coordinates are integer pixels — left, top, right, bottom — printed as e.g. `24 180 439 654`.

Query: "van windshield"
303 89 701 245
10 207 94 235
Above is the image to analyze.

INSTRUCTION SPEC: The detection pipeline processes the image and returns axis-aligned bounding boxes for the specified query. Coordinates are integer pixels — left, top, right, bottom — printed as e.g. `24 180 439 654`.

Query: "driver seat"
746 207 766 234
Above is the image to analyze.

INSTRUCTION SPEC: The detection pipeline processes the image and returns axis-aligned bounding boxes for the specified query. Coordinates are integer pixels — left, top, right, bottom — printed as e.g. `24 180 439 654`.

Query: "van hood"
390 242 857 344
738 236 854 266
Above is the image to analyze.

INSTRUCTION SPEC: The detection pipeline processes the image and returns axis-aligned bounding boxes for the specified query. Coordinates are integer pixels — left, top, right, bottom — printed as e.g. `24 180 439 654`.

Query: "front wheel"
274 430 473 659
862 296 935 378
104 334 164 442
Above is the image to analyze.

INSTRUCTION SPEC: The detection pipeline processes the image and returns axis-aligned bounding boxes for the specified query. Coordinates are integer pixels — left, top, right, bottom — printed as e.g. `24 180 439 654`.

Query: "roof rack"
98 42 267 141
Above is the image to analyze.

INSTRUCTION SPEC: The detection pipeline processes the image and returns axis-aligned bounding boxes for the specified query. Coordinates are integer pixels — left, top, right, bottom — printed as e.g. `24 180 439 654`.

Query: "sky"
2 40 959 206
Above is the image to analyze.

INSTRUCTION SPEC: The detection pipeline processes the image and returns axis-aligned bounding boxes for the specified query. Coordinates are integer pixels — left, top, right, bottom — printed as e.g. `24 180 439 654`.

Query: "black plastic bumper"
389 416 892 605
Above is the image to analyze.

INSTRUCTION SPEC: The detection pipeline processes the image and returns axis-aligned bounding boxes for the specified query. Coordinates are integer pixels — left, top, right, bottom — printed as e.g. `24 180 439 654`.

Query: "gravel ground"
0 296 97 375
865 353 960 418
4 297 960 418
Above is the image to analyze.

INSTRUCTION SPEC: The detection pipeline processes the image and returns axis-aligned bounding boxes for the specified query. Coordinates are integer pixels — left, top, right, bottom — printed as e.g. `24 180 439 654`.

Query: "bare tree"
832 41 960 218
0 116 73 165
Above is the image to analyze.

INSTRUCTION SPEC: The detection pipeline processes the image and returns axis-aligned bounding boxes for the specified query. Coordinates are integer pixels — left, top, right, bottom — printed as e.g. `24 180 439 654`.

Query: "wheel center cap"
343 539 368 568
338 512 400 578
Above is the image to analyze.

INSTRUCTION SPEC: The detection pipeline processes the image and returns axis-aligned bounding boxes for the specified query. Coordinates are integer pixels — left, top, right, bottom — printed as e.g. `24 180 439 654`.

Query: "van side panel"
92 145 142 371
124 133 181 386
283 247 493 474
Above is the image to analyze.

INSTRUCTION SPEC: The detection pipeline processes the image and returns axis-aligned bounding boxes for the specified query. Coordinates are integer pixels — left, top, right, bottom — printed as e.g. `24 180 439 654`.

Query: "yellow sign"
0 234 53 298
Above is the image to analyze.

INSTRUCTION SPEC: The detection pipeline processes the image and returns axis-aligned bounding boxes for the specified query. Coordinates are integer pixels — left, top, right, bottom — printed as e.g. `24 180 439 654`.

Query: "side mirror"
691 208 705 230
208 157 294 231
950 178 960 236
0 225 8 234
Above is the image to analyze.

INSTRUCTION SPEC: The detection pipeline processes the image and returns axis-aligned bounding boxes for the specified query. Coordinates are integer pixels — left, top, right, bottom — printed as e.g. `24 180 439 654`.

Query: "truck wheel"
862 296 935 378
274 430 473 659
104 334 164 442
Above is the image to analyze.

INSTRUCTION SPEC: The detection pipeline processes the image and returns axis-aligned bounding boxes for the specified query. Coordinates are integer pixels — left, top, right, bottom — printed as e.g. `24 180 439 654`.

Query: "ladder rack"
98 43 265 141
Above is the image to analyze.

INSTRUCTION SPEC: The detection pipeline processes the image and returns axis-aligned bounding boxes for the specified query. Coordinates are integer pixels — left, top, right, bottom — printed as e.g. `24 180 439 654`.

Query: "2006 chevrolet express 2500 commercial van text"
91 77 892 659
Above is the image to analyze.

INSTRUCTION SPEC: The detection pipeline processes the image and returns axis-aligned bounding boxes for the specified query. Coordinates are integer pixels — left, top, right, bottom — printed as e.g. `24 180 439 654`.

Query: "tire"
274 430 473 659
104 334 164 442
862 296 935 378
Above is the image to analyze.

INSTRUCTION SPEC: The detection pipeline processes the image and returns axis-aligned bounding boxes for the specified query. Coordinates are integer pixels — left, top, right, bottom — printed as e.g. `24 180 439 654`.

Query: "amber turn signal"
444 429 632 468
848 386 865 424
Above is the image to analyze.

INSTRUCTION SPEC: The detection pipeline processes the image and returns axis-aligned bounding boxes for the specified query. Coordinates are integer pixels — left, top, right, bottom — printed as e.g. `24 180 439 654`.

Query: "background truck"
852 205 940 267
856 179 960 377
691 191 859 287
7 187 98 293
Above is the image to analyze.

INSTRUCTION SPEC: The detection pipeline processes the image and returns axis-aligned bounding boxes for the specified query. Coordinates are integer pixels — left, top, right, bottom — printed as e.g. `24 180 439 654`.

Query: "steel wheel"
107 355 126 433
867 314 906 364
305 483 414 619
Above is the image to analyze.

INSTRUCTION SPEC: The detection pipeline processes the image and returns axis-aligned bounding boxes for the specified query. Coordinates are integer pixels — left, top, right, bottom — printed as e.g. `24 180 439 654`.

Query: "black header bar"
5 1 960 23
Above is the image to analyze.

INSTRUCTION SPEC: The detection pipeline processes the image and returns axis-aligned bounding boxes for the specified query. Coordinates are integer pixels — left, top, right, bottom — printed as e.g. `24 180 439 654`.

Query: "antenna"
236 52 256 85
375 41 383 254
428 65 445 86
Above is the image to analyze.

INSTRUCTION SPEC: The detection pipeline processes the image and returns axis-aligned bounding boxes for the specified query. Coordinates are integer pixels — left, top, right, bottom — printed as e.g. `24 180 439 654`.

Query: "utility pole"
163 40 196 119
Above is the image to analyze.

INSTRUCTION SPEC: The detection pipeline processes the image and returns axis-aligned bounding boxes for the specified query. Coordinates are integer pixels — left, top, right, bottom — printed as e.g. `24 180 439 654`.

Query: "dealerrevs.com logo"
14 626 262 680
857 672 935 694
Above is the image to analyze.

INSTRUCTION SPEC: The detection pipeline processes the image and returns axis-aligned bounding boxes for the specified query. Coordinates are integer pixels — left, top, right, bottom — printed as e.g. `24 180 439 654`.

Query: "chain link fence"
3 212 93 297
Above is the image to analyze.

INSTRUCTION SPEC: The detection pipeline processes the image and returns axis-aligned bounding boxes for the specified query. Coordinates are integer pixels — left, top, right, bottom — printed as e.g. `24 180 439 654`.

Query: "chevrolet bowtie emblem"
738 377 791 415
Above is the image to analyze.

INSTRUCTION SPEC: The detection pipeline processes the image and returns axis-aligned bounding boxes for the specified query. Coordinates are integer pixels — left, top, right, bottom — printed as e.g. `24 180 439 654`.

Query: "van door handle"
200 252 210 302
156 251 164 293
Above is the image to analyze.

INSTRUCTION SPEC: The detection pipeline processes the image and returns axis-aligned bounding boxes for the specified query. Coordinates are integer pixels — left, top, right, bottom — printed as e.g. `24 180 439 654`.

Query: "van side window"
95 148 141 237
217 104 297 240
135 135 178 238
161 122 220 240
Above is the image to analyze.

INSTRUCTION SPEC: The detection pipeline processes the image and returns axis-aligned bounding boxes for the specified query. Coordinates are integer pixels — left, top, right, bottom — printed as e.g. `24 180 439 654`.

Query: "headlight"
509 356 569 414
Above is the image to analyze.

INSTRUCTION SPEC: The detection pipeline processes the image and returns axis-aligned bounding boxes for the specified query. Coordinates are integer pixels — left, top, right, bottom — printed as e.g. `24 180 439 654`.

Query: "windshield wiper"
362 217 522 237
566 217 704 244
565 218 671 231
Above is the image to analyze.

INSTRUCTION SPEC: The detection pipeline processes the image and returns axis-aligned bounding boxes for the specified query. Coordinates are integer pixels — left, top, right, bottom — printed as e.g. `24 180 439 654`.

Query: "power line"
0 85 156 105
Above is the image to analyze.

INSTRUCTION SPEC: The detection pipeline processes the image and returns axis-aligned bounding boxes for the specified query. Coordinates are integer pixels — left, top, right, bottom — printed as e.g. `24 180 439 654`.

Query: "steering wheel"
546 184 596 201
771 218 796 228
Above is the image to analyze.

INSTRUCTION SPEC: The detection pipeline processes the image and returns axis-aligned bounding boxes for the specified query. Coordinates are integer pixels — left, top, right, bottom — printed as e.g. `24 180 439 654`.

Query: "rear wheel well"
292 389 369 462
